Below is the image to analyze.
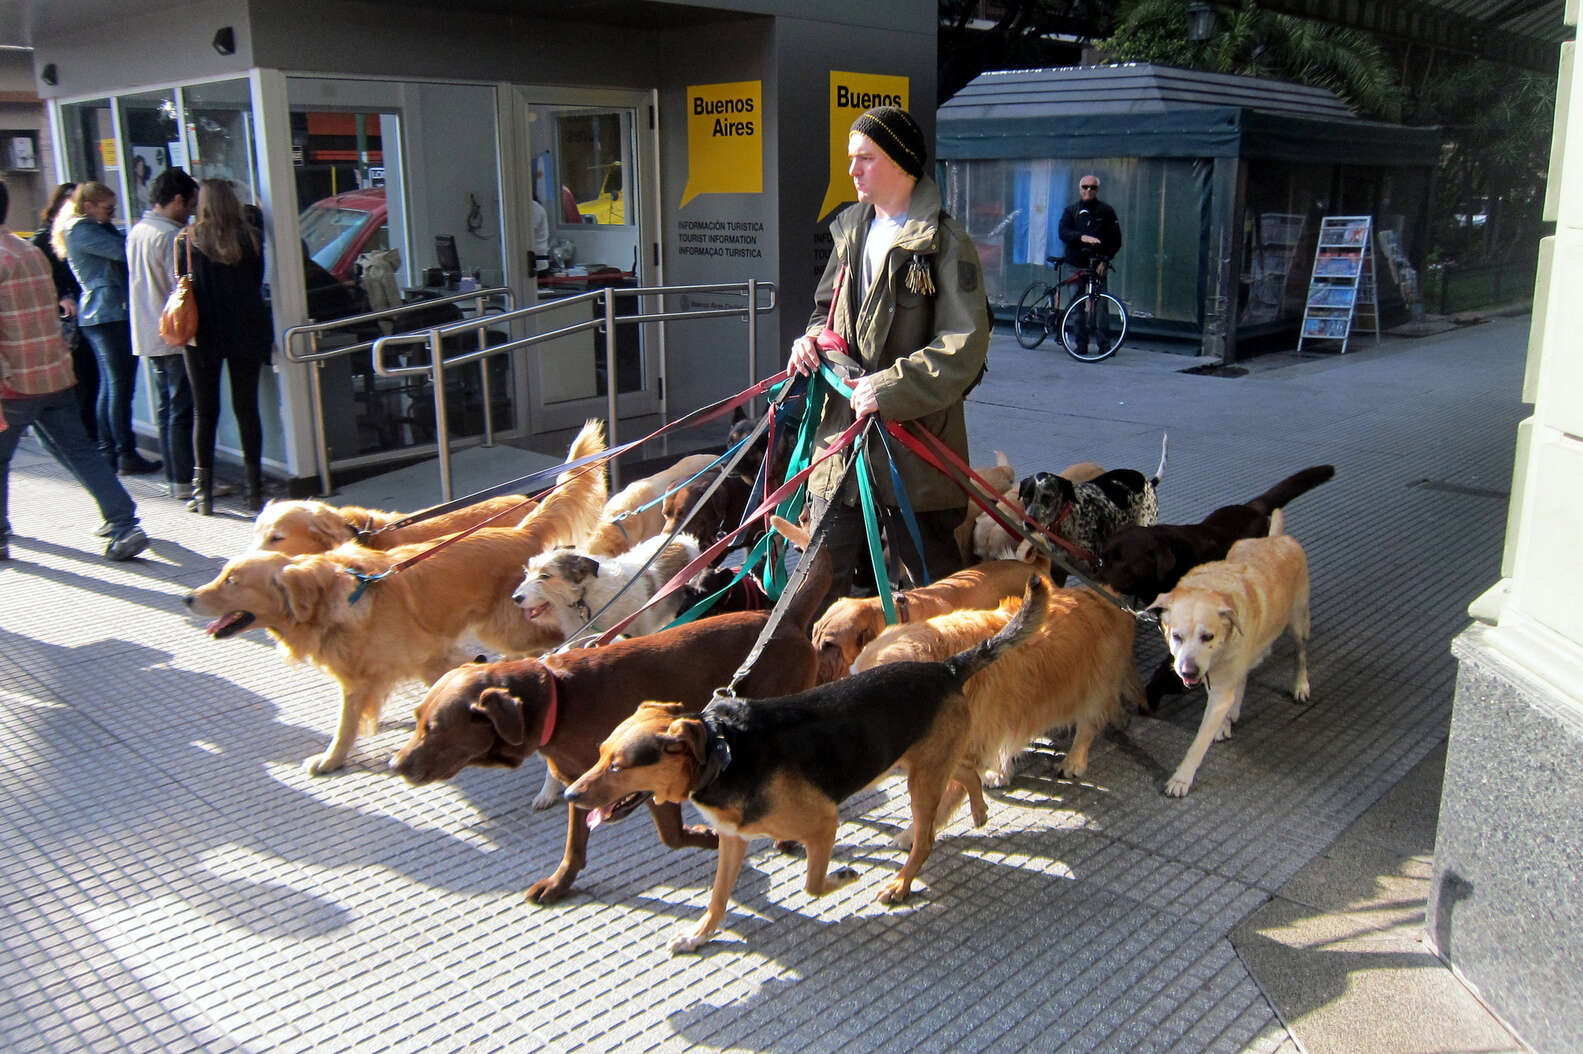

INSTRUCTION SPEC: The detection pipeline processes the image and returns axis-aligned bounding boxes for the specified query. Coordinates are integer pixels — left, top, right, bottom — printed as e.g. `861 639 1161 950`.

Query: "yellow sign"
98 138 119 169
818 71 909 221
681 80 763 208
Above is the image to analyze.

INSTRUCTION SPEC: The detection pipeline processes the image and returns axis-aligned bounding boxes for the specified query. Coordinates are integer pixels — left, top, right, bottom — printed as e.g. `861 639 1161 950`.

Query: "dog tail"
1268 508 1285 537
521 419 608 541
1245 464 1335 517
1151 433 1168 487
945 574 1050 683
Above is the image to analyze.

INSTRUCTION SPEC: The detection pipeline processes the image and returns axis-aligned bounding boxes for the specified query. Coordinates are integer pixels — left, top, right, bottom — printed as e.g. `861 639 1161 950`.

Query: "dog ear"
569 554 601 581
1146 598 1171 627
277 561 325 623
309 508 351 551
1219 607 1241 638
470 687 526 745
661 717 708 765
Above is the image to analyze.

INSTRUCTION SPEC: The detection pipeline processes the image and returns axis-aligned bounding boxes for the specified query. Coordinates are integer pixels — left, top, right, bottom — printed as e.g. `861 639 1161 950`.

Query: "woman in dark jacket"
179 179 273 514
59 181 161 474
33 182 97 440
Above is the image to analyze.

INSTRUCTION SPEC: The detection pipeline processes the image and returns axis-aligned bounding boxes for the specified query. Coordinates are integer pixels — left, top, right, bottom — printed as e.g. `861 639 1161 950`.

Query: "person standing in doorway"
181 179 272 515
529 191 551 277
127 167 201 503
788 105 989 608
0 180 150 563
57 181 163 476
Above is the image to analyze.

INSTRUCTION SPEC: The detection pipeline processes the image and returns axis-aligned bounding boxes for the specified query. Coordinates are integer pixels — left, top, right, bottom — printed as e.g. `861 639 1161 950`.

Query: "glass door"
521 90 660 432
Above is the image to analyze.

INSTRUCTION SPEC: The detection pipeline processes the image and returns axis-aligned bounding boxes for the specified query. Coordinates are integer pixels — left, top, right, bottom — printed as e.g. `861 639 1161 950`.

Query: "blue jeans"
149 354 194 486
0 386 139 541
80 320 139 462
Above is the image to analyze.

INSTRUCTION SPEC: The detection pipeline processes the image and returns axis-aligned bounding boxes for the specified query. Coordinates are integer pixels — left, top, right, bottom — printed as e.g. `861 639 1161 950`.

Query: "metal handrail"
371 279 777 497
281 287 513 496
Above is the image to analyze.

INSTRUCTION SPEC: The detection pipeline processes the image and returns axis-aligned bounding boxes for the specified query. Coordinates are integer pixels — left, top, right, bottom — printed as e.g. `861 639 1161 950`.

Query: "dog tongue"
206 612 244 636
585 806 609 832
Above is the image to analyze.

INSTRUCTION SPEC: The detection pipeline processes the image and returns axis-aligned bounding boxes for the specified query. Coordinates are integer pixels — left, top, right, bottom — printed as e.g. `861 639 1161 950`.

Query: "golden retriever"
250 419 606 556
1146 510 1311 797
584 453 719 557
810 558 1043 684
855 584 1143 828
185 460 607 776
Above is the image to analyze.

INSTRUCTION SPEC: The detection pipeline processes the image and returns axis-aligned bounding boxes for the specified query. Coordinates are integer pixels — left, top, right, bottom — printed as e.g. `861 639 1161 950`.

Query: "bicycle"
1013 253 1129 362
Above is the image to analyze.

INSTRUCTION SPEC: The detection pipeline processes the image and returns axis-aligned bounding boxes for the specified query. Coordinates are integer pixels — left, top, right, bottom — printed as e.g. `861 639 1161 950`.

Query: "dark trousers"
807 495 965 614
63 319 98 440
80 320 139 462
183 347 264 475
0 386 138 541
149 354 194 487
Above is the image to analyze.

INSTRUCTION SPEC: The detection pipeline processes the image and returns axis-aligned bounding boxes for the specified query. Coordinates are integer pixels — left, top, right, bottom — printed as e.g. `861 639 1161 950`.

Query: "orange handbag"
159 235 198 347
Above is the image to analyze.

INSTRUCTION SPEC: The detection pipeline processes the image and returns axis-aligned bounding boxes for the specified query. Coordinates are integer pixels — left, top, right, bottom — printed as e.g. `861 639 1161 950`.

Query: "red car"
299 187 390 282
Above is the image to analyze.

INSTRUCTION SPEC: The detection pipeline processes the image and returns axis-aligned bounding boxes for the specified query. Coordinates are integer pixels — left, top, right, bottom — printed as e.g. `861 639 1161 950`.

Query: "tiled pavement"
0 315 1530 1052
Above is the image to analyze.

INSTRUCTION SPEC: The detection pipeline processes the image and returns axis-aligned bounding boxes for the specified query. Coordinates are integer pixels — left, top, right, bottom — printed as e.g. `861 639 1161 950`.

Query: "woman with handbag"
179 179 272 514
56 182 162 475
33 183 98 441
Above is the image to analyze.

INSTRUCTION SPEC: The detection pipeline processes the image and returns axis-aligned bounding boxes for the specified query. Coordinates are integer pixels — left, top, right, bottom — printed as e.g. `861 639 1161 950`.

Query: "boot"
244 465 264 514
190 470 213 516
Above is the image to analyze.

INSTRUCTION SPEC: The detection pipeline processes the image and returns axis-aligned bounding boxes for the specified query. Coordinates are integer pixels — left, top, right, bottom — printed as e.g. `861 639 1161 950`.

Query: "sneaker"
118 453 164 476
93 520 116 537
105 525 149 561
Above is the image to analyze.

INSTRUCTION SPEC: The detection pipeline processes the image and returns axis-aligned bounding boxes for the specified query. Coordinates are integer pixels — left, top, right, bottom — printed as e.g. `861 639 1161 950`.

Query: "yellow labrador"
1147 510 1310 796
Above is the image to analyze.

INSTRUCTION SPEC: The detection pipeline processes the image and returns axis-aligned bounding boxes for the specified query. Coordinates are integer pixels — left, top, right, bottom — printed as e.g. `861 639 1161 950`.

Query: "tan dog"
969 460 1106 562
584 453 719 556
856 586 1143 804
185 475 602 775
564 576 1048 953
1147 510 1311 797
251 420 606 556
952 451 1015 561
810 558 1042 684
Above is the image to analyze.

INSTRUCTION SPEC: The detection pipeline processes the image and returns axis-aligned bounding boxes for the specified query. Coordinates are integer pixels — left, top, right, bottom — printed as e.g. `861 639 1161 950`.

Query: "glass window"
117 89 180 219
556 110 632 228
59 98 127 226
182 78 259 201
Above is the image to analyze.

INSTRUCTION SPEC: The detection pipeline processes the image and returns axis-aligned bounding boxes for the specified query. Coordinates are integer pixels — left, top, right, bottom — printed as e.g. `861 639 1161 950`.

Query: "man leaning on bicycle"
1058 175 1122 278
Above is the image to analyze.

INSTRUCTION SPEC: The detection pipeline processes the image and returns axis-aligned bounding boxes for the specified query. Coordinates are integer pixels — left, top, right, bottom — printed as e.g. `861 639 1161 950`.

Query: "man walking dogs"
789 106 989 607
0 181 149 562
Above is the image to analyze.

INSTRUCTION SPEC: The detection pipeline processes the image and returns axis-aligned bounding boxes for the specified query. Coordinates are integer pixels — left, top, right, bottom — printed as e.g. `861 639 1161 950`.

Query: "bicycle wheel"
1014 282 1054 349
1060 291 1128 362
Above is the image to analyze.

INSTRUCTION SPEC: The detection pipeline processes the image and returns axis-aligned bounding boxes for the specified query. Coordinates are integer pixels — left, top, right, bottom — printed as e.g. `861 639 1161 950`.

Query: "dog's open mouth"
206 610 255 639
585 791 652 831
522 601 550 622
1178 672 1201 687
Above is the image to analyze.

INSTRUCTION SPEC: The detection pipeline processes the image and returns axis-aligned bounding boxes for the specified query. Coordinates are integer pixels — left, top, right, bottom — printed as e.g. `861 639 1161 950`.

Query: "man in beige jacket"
127 167 198 501
790 105 989 606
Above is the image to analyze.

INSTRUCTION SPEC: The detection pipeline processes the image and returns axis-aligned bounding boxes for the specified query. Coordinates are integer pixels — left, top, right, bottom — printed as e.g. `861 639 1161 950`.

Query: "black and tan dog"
564 575 1050 953
388 544 830 905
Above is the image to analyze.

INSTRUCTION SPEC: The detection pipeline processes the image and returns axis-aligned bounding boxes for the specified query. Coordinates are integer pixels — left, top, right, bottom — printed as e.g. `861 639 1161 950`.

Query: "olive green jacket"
804 176 989 512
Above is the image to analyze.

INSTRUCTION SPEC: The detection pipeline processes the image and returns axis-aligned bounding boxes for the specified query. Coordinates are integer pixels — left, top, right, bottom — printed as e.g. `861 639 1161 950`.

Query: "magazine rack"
1298 215 1380 354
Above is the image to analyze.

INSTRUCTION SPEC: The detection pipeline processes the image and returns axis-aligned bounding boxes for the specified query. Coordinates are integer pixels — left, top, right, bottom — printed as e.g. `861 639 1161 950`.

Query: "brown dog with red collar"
388 540 830 904
564 573 1050 953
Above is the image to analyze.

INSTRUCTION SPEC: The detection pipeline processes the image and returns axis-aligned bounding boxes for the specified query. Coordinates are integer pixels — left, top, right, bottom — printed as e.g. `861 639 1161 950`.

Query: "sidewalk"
0 317 1530 1052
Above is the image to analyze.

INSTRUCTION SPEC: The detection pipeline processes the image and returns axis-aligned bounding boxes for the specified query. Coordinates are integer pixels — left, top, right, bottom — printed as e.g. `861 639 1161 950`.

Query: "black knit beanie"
850 106 926 181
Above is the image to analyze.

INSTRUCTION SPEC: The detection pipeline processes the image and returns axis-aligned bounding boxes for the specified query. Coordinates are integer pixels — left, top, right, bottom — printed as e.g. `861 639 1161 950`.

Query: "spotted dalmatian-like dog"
1017 434 1167 578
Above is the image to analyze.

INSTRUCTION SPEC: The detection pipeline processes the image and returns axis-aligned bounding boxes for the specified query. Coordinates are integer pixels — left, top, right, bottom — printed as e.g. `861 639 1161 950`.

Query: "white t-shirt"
862 211 906 299
530 198 550 264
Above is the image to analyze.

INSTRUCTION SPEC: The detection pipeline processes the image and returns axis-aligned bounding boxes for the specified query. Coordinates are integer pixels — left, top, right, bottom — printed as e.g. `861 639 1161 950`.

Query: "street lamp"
1186 2 1217 43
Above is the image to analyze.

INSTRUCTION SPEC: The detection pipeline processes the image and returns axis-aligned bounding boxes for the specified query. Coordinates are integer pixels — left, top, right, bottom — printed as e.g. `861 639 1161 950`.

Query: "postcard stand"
1298 215 1380 354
